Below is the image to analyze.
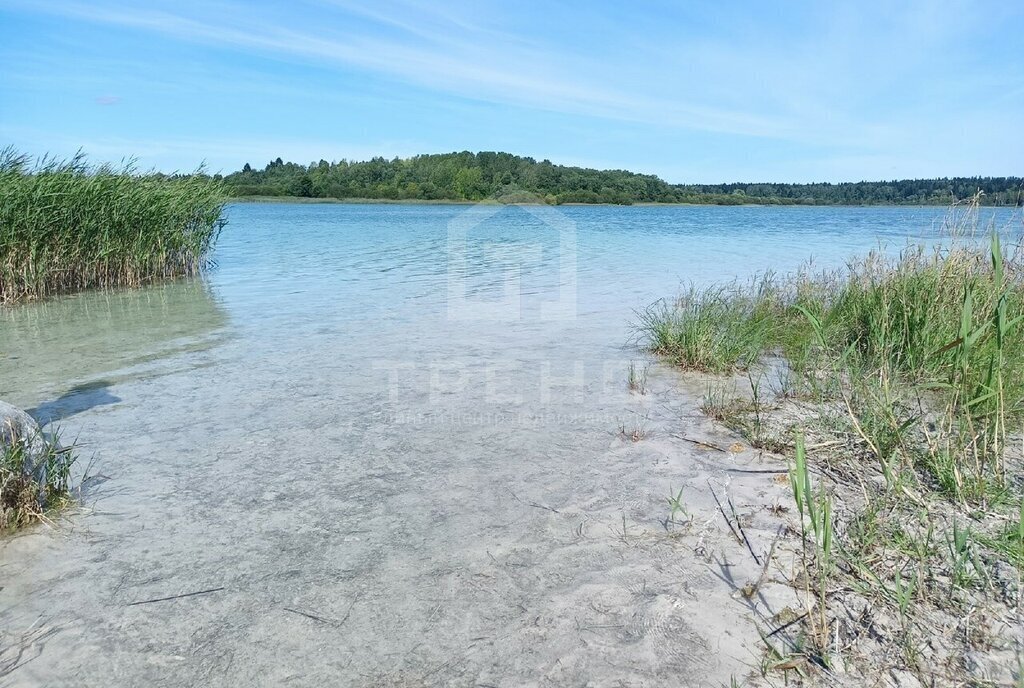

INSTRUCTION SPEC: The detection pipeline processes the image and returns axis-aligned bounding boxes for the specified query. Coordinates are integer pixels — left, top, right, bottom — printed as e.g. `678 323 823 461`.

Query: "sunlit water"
4 203 1017 410
1 202 1020 685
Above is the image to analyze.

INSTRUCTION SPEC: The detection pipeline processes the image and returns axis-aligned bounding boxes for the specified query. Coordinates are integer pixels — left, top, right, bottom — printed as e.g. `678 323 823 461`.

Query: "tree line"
220 151 1023 206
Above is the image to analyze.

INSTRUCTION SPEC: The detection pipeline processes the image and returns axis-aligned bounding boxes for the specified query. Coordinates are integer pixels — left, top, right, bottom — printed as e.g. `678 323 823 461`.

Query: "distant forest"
221 151 1023 206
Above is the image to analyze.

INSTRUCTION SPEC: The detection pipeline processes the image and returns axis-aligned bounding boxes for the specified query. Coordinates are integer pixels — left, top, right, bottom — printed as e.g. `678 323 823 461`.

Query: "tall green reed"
0 148 226 303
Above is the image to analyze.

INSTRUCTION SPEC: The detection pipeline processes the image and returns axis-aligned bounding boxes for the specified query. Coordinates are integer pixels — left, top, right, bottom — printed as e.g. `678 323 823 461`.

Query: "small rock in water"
0 399 50 483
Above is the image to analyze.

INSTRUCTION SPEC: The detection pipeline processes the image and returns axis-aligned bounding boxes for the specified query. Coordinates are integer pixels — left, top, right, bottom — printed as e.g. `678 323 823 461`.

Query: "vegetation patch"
1 430 76 532
636 283 779 372
222 151 1024 206
0 148 226 303
640 199 1024 685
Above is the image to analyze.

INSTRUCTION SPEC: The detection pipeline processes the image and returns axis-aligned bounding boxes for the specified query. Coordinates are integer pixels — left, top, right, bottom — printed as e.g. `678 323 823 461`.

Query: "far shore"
229 195 988 209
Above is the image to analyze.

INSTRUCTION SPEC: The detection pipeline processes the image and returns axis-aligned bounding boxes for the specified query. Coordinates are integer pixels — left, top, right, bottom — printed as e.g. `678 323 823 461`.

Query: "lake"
0 202 1019 686
4 202 1015 409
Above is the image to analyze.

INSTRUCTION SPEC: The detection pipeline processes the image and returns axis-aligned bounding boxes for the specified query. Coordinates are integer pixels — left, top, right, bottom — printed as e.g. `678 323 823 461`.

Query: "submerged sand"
0 352 799 686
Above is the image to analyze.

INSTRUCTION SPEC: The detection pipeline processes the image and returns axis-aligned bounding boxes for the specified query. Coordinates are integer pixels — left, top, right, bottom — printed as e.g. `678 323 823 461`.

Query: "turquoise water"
2 202 1018 408
1 202 1021 686
215 202 1010 330
208 202 1023 350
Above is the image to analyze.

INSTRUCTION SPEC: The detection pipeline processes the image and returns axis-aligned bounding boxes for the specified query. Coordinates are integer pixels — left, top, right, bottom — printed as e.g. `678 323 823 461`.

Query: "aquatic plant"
627 360 648 394
0 148 226 303
1 428 76 531
635 280 779 373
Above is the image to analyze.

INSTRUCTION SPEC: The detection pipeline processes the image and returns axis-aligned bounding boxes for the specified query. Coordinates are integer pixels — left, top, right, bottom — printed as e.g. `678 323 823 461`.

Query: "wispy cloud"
2 0 1020 180
3 0 847 142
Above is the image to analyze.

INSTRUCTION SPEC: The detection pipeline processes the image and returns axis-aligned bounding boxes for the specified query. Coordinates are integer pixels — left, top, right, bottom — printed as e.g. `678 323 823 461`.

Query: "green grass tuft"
635 281 780 373
1 429 76 531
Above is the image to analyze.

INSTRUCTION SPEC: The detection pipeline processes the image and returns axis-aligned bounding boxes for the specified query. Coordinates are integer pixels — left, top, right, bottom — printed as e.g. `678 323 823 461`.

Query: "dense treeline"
222 151 1023 206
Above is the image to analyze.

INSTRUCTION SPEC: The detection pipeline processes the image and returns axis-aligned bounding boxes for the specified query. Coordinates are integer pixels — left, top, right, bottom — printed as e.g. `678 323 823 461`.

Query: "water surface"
4 203 1016 407
0 203 1019 686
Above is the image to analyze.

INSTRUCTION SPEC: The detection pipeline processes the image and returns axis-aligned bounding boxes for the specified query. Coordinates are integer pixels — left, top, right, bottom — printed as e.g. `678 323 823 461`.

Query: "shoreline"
638 222 1024 684
229 195 1007 209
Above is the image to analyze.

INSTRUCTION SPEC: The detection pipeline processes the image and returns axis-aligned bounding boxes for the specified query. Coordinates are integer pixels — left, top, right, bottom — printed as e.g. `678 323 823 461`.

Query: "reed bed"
639 198 1024 683
0 148 226 303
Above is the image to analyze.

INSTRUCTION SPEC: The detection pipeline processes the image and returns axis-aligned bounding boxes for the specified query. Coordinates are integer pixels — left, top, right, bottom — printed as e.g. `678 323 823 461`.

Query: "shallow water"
0 203 1019 685
4 203 1016 409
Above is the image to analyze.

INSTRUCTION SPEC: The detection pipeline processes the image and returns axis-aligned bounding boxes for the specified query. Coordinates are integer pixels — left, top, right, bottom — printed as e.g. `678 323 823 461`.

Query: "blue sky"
1 0 1021 183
